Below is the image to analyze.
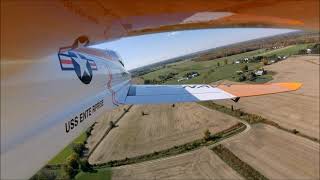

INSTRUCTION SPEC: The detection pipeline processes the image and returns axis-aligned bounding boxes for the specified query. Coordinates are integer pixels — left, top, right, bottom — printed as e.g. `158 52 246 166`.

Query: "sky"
91 28 297 70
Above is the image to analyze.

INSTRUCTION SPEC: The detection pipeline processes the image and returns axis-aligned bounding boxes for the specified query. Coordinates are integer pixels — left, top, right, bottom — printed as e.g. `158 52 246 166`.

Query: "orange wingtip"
276 82 302 91
217 82 302 97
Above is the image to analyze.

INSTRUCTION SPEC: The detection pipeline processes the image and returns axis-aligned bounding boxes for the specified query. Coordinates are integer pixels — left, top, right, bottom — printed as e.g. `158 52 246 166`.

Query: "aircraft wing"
123 83 302 104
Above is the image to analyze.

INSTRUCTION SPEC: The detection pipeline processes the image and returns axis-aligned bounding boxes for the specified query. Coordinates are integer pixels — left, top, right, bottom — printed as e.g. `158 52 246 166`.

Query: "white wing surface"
123 83 302 104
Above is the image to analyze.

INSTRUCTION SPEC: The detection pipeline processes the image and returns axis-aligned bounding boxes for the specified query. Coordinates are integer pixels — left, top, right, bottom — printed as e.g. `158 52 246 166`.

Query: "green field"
259 43 316 57
142 49 268 84
141 44 314 85
75 168 112 180
48 132 87 165
208 48 267 62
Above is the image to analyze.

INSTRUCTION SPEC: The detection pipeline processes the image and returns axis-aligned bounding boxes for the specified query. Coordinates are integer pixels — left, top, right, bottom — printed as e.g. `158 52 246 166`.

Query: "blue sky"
91 28 297 70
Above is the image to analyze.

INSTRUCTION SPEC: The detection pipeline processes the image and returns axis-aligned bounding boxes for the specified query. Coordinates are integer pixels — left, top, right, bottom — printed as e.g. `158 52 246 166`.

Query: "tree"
292 129 299 134
262 59 268 65
80 159 92 172
158 75 166 80
203 129 211 141
63 153 80 178
254 56 263 61
224 59 228 65
144 79 151 84
63 164 78 179
67 153 79 170
238 74 246 82
85 125 94 136
109 121 116 128
241 65 248 72
72 143 85 156
248 72 256 81
298 49 307 54
151 79 157 84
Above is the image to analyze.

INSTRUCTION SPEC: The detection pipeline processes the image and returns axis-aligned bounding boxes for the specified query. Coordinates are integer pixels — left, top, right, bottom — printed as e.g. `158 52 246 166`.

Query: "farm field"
88 103 240 164
85 106 130 152
111 148 243 180
142 48 268 84
222 123 320 179
215 55 320 139
258 43 314 57
141 43 317 85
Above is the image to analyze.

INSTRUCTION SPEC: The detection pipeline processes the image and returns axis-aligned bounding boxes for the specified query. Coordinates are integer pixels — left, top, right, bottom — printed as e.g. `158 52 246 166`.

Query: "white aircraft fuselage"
1 46 131 178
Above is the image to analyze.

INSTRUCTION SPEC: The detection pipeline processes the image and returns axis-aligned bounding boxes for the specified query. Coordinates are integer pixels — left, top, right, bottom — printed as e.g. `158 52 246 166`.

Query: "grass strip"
48 132 88 165
212 144 269 180
75 168 112 180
